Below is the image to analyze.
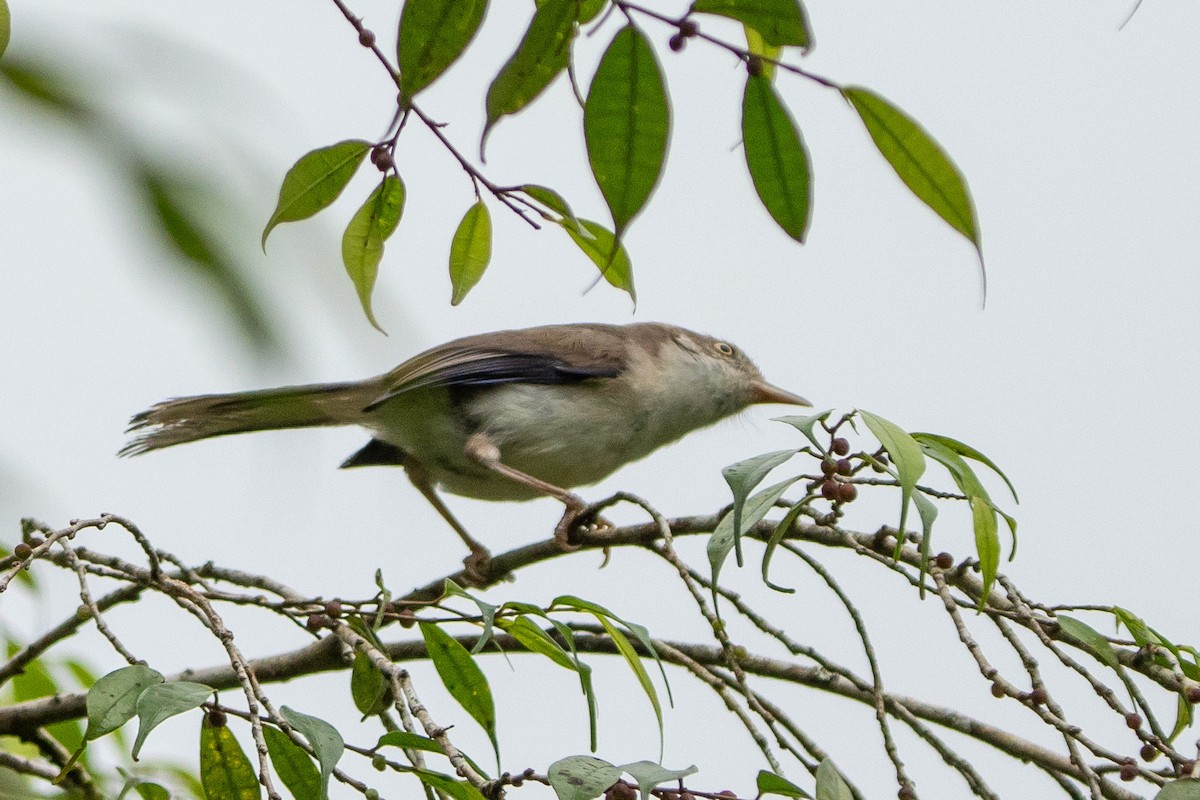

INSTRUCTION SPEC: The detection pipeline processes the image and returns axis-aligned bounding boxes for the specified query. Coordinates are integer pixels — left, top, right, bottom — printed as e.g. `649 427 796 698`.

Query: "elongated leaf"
814 759 852 800
562 218 636 301
843 87 980 253
911 432 1018 502
858 410 925 550
376 730 444 754
521 184 584 233
199 716 261 800
419 621 499 768
758 769 812 799
132 681 213 759
742 74 811 242
1056 615 1120 670
443 579 500 654
262 140 370 248
970 495 999 607
134 782 170 800
744 26 781 80
351 650 389 717
482 0 577 152
398 0 488 100
692 0 811 48
773 409 834 449
723 448 798 564
912 491 939 598
763 501 806 593
86 665 165 741
620 761 698 800
595 617 662 752
584 24 670 238
0 0 10 60
916 435 1018 563
415 769 488 800
342 175 405 333
499 615 577 670
263 725 321 800
449 201 493 305
280 706 344 799
548 756 622 800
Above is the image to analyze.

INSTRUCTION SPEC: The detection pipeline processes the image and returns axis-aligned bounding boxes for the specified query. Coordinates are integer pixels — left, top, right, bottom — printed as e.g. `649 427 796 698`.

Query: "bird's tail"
120 382 371 456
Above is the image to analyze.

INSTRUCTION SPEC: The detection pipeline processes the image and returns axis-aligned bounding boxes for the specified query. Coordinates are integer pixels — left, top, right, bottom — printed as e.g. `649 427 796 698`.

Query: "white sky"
2 1 1198 798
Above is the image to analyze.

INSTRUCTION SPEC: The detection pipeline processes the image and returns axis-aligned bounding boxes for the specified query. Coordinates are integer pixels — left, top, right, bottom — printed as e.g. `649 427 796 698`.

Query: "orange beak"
750 380 811 407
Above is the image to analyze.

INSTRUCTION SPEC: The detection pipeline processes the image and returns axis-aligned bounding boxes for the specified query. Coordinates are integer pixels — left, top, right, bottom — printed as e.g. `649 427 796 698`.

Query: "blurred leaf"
742 74 811 242
10 654 84 753
521 184 584 233
85 665 164 741
842 87 980 253
1155 780 1200 800
584 24 670 239
482 0 577 153
814 759 852 800
0 0 10 60
199 715 261 800
1056 615 1120 670
448 200 493 305
262 139 371 248
350 650 389 717
263 724 321 800
280 706 343 800
139 167 278 350
0 58 88 118
132 681 213 759
398 0 488 100
548 756 621 800
133 782 170 800
969 495 999 606
858 410 926 551
744 26 781 80
342 175 405 333
620 762 698 800
757 770 812 799
692 0 811 48
562 218 636 301
376 730 444 754
419 621 499 770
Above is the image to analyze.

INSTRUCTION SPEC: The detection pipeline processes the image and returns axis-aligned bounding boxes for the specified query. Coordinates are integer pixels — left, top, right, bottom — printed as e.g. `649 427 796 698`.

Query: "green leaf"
132 681 213 759
280 706 344 800
351 650 389 717
911 491 938 598
200 716 261 800
499 615 577 670
842 87 980 253
521 184 584 233
548 756 622 800
442 579 500 654
1155 780 1200 800
419 621 499 769
415 769 488 800
133 782 171 800
85 665 165 741
398 0 488 101
562 218 636 301
342 175 406 333
757 770 812 799
692 0 812 48
744 26 781 80
0 59 87 118
262 139 371 248
910 432 1018 503
620 761 698 800
773 409 834 450
722 448 798 564
449 201 493 305
263 725 321 800
762 500 806 593
742 74 811 243
376 730 444 755
0 0 10 60
814 759 852 800
1055 615 1120 670
858 410 926 551
969 495 999 607
584 24 670 239
482 0 577 153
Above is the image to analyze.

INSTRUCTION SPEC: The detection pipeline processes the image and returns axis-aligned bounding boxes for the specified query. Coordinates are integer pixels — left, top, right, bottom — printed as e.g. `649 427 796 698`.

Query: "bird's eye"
714 342 735 356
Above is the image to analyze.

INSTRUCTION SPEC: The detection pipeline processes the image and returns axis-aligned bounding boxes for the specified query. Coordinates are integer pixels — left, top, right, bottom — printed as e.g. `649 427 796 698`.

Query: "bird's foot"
461 546 495 587
553 497 613 550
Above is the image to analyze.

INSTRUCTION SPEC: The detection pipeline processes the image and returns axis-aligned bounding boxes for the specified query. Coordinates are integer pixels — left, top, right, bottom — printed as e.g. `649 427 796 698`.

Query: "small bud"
1187 685 1200 704
1140 744 1158 762
13 542 32 559
324 600 343 619
821 480 839 500
1125 713 1142 729
668 33 685 52
831 437 850 456
75 605 92 620
1119 761 1137 782
1029 687 1048 705
207 708 227 727
990 682 1005 698
837 482 858 503
821 459 837 477
359 29 376 47
835 458 853 475
745 55 764 77
897 786 915 800
679 19 698 37
365 790 380 800
306 614 327 632
934 552 954 569
372 754 387 771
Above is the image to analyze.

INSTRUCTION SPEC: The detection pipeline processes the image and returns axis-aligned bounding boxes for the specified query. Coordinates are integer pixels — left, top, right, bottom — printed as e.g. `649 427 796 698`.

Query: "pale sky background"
2 1 1199 798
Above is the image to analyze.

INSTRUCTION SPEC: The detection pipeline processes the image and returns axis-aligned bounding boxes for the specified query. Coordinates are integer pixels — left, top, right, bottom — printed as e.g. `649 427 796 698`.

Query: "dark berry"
1188 685 1200 704
1140 744 1158 762
746 55 764 77
836 458 853 475
668 33 685 52
324 600 343 619
838 482 858 503
821 480 839 500
1119 762 1137 782
821 459 837 477
679 19 698 37
207 708 227 727
935 552 954 569
13 542 31 559
832 437 850 456
990 682 1005 698
1125 713 1142 729
1029 687 1048 705
306 614 327 632
897 787 915 800
359 29 376 47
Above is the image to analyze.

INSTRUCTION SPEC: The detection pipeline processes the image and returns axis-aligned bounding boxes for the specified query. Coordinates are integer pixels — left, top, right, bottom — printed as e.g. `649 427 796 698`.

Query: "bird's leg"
463 433 607 549
401 457 494 584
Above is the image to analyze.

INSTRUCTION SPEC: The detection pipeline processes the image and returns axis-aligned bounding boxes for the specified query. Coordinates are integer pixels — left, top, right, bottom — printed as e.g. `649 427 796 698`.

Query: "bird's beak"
750 380 811 407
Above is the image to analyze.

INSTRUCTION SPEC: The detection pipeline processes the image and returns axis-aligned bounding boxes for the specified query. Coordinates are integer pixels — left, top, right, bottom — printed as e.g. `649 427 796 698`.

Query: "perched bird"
122 322 809 575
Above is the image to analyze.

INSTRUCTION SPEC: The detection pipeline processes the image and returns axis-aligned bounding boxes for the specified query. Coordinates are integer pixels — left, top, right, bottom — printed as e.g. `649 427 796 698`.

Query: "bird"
122 322 809 576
